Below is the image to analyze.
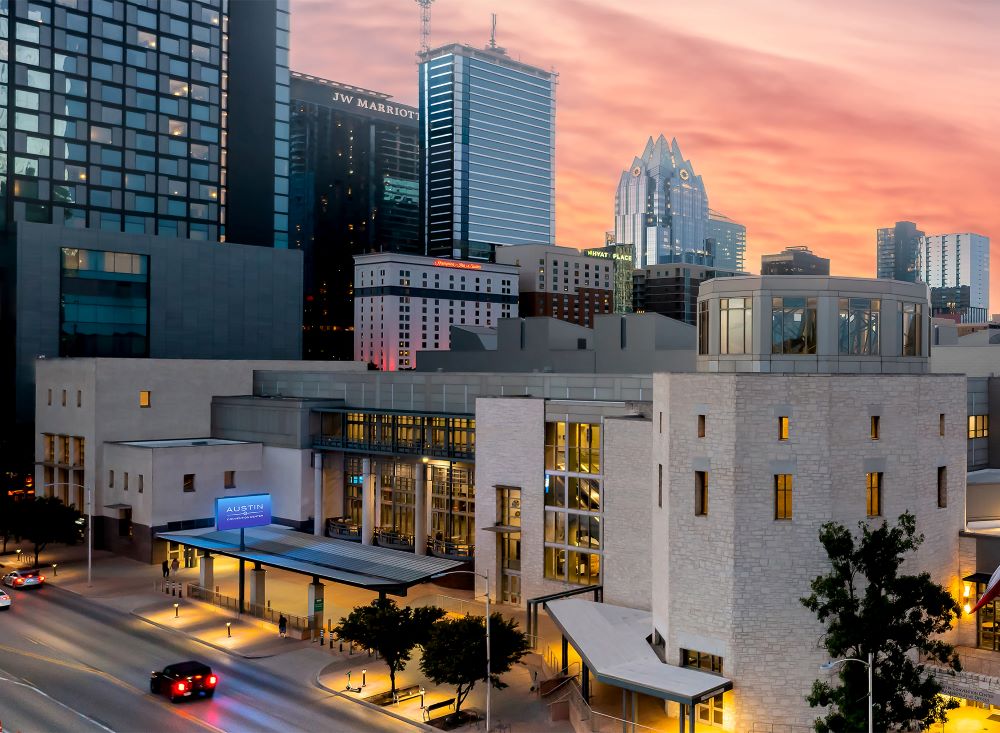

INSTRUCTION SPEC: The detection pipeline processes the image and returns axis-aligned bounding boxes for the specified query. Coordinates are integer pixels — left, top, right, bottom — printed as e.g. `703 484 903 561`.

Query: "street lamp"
432 568 492 732
174 602 179 618
39 481 92 587
820 652 873 733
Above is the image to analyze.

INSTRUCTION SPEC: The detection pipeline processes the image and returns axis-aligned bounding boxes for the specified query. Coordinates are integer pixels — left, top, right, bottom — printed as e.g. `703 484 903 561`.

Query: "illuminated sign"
215 493 272 532
433 259 483 271
330 91 418 121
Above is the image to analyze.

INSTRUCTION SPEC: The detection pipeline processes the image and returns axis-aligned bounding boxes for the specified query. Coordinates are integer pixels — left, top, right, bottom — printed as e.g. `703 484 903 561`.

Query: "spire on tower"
415 0 434 55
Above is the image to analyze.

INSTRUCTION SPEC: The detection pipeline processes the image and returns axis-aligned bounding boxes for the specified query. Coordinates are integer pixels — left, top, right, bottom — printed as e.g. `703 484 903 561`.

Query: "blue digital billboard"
216 493 272 531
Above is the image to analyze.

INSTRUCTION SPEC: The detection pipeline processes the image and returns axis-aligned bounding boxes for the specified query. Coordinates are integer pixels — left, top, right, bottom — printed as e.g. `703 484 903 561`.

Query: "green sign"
314 598 324 612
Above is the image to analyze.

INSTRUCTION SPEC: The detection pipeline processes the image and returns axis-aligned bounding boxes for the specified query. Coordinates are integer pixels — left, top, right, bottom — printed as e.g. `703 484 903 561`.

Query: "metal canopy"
156 525 464 595
546 598 732 705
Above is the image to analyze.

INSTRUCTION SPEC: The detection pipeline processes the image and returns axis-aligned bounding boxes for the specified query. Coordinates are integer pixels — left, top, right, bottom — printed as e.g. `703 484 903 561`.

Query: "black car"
150 661 218 702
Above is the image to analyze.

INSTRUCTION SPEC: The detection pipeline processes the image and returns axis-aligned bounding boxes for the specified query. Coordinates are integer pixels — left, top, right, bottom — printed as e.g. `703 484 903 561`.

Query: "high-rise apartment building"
0 0 299 476
876 221 924 282
615 135 709 269
706 209 746 272
761 246 830 276
290 74 419 361
419 43 556 261
496 244 614 328
920 233 990 323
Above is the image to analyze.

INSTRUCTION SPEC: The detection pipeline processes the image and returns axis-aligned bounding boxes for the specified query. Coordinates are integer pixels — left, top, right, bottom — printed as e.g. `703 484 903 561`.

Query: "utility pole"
414 0 434 55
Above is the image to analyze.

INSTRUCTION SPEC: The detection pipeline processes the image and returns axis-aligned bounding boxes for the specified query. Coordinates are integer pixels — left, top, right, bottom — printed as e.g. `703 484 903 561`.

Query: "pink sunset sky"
291 0 1000 306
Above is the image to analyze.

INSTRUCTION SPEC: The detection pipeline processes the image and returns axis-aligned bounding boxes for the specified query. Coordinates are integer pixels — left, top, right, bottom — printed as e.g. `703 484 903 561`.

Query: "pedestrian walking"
161 559 169 578
278 615 287 638
170 557 180 576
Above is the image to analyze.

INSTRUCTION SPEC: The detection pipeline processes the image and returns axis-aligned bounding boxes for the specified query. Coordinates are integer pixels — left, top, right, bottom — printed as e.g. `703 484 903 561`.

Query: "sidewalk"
1 541 574 732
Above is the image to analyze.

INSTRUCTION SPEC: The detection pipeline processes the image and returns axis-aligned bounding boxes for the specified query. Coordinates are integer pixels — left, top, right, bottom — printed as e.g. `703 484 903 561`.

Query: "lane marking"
0 644 228 733
0 668 116 733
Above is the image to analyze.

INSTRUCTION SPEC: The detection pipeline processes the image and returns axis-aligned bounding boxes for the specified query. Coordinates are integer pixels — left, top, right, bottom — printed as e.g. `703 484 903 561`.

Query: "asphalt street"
0 584 411 733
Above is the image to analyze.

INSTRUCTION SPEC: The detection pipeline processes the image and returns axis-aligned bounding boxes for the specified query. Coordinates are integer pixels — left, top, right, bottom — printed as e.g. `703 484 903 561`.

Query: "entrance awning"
156 524 464 596
546 598 732 705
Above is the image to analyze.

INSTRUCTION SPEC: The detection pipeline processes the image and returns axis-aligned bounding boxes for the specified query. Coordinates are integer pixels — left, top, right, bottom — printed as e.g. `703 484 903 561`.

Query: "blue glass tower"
419 43 556 261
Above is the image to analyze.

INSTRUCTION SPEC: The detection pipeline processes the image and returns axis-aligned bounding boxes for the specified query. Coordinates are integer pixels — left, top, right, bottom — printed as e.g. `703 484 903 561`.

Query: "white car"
2 569 45 589
0 588 11 609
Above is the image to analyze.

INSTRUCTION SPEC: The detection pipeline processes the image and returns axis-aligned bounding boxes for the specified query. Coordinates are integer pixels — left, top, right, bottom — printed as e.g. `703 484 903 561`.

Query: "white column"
199 553 214 591
249 565 266 610
313 452 324 536
361 457 376 545
414 461 428 556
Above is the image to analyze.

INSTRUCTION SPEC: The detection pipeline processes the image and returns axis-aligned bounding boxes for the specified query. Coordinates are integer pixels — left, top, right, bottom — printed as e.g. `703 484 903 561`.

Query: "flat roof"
119 438 253 448
968 468 1000 485
155 525 463 595
546 599 732 705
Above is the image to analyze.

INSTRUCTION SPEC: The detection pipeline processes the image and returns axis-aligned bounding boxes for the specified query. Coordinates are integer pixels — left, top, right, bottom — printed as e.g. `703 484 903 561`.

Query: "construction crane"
414 0 434 55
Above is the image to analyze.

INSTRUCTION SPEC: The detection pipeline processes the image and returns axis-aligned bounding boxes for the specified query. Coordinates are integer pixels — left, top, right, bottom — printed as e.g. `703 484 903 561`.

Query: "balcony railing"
312 433 474 461
376 528 415 551
427 537 475 559
326 517 362 541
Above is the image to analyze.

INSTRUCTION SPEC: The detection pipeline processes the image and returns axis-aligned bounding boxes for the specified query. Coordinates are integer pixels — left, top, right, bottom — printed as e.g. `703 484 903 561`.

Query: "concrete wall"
931 345 1000 377
654 372 966 731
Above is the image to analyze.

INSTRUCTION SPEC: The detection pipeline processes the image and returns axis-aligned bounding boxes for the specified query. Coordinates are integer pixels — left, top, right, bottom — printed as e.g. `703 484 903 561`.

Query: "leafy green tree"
334 598 445 695
18 496 83 567
420 612 529 716
0 490 20 554
801 512 961 732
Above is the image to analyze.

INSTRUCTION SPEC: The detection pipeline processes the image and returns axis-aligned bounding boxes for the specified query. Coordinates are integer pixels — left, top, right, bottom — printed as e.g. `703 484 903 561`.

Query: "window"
139 391 151 407
697 300 709 354
183 474 195 493
695 472 708 516
839 298 880 355
719 298 752 355
697 414 706 438
900 302 923 356
771 297 817 354
775 474 793 520
123 473 129 491
779 416 789 441
48 389 52 406
658 464 663 508
940 413 946 437
138 475 144 493
77 390 82 408
682 649 723 674
870 416 880 441
108 470 114 488
866 472 882 517
62 390 67 406
225 471 236 489
969 415 989 439
937 467 947 508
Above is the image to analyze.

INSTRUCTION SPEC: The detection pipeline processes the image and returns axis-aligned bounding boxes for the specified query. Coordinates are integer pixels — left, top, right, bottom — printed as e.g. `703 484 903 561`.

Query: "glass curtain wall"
839 298 880 355
543 421 602 586
430 463 475 549
378 461 415 540
771 297 817 354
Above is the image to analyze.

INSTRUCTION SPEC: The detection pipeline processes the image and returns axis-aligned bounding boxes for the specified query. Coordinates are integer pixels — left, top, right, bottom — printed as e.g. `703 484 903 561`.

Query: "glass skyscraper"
289 73 419 360
706 209 746 272
876 221 923 282
615 135 710 268
0 0 288 244
419 43 556 261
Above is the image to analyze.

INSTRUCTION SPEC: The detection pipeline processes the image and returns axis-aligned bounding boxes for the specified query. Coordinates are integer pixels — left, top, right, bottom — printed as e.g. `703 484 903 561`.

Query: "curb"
314 662 437 733
130 609 276 661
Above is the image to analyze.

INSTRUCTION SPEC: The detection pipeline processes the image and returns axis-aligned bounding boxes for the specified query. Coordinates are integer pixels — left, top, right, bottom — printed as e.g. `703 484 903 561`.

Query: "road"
0 584 411 733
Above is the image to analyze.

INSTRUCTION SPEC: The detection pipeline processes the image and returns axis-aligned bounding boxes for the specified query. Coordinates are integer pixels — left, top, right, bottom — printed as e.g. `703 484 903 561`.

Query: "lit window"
866 472 882 517
870 416 880 441
969 415 989 439
139 391 151 408
774 474 792 520
779 416 789 441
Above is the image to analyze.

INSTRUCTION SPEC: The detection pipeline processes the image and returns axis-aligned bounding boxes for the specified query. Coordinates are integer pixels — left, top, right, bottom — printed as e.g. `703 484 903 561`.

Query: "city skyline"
290 0 1000 304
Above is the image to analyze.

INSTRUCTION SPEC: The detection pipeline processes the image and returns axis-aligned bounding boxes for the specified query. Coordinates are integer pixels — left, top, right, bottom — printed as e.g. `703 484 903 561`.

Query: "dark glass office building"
289 73 419 361
0 0 298 477
419 43 556 261
876 221 923 282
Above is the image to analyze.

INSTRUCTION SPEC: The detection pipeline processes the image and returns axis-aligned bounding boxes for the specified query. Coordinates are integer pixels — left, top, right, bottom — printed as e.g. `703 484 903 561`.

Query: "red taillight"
38 576 45 581
15 578 24 585
207 675 217 687
175 681 186 693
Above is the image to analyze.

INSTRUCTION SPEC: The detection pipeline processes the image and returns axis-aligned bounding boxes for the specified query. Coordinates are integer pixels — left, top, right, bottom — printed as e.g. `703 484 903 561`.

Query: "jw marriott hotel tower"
419 42 556 261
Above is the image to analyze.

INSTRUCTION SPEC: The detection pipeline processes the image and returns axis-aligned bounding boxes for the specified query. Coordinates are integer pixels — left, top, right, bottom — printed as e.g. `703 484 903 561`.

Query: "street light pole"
432 568 492 732
820 652 873 733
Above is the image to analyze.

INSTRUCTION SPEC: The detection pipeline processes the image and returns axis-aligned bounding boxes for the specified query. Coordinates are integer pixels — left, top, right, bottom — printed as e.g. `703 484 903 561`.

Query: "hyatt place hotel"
0 0 303 479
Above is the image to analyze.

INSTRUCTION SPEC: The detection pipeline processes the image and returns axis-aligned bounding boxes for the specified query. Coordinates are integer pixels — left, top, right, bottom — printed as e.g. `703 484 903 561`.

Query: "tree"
0 490 20 554
420 612 529 717
801 512 961 732
334 598 445 695
18 496 84 567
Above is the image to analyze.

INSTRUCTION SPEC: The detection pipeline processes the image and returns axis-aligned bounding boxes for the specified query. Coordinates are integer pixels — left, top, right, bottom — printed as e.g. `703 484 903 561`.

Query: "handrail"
184 583 312 631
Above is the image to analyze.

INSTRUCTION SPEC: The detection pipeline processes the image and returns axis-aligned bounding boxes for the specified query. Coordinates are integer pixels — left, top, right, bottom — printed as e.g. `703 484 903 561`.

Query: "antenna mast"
489 13 497 49
415 0 434 55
